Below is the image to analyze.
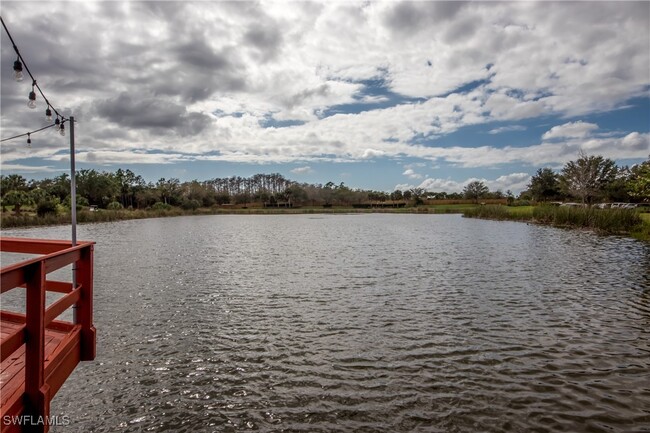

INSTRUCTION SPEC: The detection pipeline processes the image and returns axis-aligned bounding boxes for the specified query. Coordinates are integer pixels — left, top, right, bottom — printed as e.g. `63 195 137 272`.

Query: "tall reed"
462 205 516 220
463 205 643 235
532 206 642 234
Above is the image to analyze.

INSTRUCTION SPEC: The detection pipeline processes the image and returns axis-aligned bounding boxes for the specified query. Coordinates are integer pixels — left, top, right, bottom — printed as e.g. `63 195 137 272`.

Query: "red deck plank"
0 321 81 433
0 323 70 404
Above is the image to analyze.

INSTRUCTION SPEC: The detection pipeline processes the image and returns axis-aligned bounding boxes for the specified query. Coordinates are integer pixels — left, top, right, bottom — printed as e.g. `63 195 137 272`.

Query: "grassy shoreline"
0 204 470 229
463 205 650 241
3 204 648 241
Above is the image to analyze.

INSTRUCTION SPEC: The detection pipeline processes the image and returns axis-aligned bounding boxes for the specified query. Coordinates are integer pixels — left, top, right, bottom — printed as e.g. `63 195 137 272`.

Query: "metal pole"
70 116 78 324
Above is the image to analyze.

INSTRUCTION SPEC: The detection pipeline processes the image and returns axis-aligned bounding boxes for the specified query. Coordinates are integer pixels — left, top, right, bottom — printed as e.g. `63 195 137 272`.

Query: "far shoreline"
2 204 648 242
0 204 467 230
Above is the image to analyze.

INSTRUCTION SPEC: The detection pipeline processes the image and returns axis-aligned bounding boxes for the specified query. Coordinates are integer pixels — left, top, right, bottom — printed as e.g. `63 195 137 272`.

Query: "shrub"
151 202 172 211
63 195 89 212
106 201 124 210
181 199 201 210
36 197 60 217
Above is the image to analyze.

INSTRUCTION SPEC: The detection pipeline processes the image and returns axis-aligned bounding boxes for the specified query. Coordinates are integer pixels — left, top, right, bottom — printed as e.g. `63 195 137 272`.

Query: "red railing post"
24 261 49 433
76 244 96 361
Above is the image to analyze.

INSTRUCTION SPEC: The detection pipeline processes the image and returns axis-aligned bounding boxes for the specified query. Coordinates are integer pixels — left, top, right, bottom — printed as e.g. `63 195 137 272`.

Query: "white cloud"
486 173 531 193
362 149 386 159
416 178 467 193
290 166 313 174
0 1 647 181
488 125 527 134
621 132 650 151
402 168 422 179
0 164 64 174
542 121 599 140
402 172 532 194
47 151 191 165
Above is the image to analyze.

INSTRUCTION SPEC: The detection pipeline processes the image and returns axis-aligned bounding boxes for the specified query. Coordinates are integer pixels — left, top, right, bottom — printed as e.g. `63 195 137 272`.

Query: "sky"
1 1 648 194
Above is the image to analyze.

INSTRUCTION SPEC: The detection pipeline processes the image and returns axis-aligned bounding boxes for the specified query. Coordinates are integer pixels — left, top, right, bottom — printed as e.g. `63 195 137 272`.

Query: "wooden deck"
1 238 96 433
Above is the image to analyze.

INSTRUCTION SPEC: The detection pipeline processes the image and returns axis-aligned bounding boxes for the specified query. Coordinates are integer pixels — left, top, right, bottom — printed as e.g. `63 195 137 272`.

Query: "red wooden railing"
1 238 96 433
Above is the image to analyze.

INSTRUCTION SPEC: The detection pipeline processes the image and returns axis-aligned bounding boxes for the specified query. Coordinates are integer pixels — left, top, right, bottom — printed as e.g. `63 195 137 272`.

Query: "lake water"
2 214 649 432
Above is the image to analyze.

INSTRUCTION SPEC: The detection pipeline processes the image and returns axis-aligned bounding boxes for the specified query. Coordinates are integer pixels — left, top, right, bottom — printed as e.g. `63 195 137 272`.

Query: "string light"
0 15 70 143
28 81 37 109
0 123 57 143
1 15 79 254
13 57 23 81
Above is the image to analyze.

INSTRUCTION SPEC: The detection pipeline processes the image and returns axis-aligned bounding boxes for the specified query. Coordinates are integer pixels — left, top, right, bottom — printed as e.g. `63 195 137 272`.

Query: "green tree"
528 168 561 202
604 166 631 202
560 154 617 204
215 192 231 205
43 174 71 202
488 189 505 199
283 184 308 206
368 191 388 202
1 174 28 195
29 188 50 205
233 192 252 205
1 190 33 214
409 188 426 205
627 158 650 202
76 169 119 207
463 181 489 203
391 190 404 201
134 183 158 208
321 182 336 205
156 178 181 205
115 169 145 208
333 182 354 205
64 194 89 211
182 180 215 207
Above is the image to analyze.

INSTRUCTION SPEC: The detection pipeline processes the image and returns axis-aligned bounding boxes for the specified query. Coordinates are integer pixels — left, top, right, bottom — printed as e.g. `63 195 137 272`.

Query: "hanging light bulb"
55 117 61 129
28 91 36 109
46 106 52 121
28 81 37 109
59 122 65 136
27 133 31 148
13 58 23 81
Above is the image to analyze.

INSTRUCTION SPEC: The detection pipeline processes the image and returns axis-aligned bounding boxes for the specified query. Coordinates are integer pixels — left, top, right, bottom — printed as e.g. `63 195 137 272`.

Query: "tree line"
1 154 648 216
519 153 649 205
0 170 418 214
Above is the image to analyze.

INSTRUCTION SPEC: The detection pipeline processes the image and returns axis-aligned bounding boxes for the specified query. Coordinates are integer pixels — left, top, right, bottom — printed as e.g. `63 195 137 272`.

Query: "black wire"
0 15 68 123
0 123 58 143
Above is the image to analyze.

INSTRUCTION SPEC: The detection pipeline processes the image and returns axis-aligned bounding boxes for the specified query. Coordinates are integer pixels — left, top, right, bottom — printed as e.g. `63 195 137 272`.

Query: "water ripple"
2 214 649 432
